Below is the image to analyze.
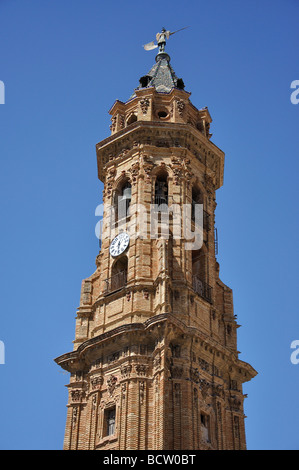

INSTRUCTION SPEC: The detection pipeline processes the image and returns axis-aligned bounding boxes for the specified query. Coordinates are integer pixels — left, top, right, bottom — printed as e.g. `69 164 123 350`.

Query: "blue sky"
0 0 298 450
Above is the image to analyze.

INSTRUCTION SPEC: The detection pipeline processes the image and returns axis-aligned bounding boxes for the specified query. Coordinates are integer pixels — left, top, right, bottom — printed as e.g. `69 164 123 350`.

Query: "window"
230 379 238 391
114 181 131 224
154 172 168 207
139 75 151 88
191 186 203 221
200 413 210 442
233 416 240 439
126 113 137 126
192 249 212 303
157 110 168 119
192 249 205 280
104 407 116 437
110 256 128 292
170 344 181 358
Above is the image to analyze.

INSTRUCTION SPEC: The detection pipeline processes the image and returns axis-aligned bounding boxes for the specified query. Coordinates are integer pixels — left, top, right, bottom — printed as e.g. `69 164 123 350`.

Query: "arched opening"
154 171 168 207
196 120 204 134
104 407 116 437
176 78 185 90
110 256 128 292
192 248 211 303
139 75 151 88
191 185 203 221
192 249 205 280
191 185 210 231
126 113 137 126
158 110 168 119
113 180 131 223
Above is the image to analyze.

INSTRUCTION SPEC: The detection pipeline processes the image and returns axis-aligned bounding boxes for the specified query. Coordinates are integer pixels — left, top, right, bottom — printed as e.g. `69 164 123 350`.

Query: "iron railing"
192 275 212 303
104 270 127 294
191 207 211 231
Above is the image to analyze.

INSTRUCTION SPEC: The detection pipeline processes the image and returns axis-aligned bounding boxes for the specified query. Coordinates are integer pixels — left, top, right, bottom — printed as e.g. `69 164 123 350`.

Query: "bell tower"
55 29 256 450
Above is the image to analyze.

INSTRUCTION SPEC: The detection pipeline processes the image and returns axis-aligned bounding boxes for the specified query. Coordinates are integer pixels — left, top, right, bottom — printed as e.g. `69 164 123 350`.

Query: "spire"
137 53 185 94
134 27 187 95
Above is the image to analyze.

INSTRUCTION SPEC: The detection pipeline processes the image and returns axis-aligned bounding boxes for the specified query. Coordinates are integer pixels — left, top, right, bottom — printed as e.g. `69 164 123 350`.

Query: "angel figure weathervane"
143 26 189 53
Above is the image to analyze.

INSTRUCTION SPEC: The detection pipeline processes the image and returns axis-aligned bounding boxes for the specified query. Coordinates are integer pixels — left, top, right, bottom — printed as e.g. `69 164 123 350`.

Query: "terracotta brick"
55 55 256 450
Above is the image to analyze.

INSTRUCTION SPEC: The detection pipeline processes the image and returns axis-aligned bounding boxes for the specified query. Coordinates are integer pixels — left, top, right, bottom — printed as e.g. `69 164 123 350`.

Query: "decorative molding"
72 406 78 428
153 354 161 370
120 364 132 378
176 99 185 116
121 383 127 400
110 115 117 132
135 363 148 376
128 161 140 185
107 375 118 397
71 389 85 402
200 379 210 399
91 376 103 390
105 166 116 197
140 98 150 115
174 383 181 405
139 381 145 405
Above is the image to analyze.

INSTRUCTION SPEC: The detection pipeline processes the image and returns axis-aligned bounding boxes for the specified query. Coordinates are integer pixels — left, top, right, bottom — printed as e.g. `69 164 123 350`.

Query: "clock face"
109 232 130 257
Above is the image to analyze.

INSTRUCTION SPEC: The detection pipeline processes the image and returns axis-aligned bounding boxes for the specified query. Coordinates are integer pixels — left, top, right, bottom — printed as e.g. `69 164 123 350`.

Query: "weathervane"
143 27 189 53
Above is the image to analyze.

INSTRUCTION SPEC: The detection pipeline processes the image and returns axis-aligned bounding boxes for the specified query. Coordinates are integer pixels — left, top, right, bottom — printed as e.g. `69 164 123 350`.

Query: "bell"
121 186 131 200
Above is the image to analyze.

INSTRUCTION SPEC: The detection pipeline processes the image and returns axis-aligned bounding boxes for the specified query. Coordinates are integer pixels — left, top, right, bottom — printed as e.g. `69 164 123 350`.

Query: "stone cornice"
54 313 257 382
96 120 225 188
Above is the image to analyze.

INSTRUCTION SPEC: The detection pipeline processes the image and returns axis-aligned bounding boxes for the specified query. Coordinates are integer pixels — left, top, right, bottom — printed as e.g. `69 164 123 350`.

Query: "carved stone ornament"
121 364 132 377
212 384 225 399
95 253 101 268
170 155 192 186
126 291 131 301
119 114 125 130
204 173 215 192
189 367 200 383
200 379 210 399
135 363 148 376
139 381 145 405
121 383 127 399
110 115 117 132
91 376 103 390
72 406 78 428
71 389 85 402
105 166 116 197
176 99 185 116
92 394 97 412
140 98 150 114
155 376 159 393
129 161 140 184
141 154 154 182
153 354 161 370
229 396 242 411
107 375 118 397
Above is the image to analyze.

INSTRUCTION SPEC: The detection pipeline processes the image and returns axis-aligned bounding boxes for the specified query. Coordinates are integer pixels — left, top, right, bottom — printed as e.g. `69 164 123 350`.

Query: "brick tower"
55 29 256 450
